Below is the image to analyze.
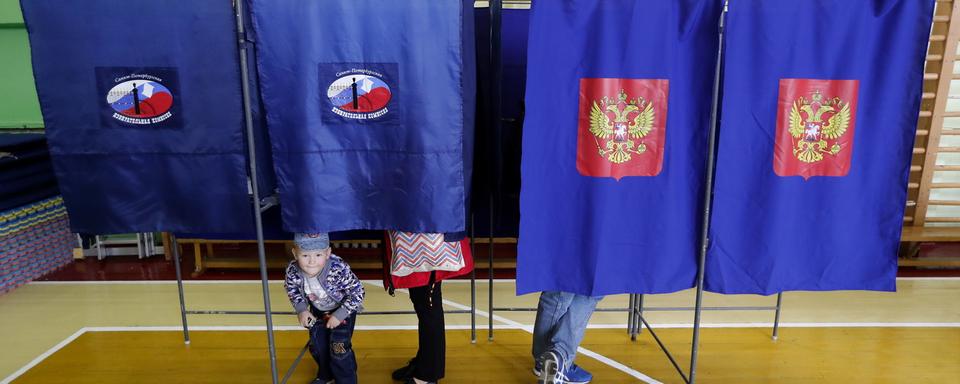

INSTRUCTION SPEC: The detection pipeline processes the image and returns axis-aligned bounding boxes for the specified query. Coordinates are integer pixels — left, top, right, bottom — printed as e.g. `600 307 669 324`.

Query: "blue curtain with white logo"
21 0 275 234
249 0 476 233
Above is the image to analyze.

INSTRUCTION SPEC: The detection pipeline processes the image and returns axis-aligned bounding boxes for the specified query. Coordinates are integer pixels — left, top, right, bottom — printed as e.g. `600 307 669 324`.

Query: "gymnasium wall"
0 1 43 129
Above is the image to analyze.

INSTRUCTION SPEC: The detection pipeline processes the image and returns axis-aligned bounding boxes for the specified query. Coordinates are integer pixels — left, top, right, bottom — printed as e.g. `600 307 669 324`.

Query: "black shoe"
403 378 436 384
392 358 417 381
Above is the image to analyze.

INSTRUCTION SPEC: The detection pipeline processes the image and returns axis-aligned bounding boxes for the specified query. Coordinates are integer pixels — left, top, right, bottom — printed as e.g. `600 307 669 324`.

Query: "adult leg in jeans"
550 294 602 367
328 313 358 384
409 279 445 381
533 291 603 368
532 291 574 364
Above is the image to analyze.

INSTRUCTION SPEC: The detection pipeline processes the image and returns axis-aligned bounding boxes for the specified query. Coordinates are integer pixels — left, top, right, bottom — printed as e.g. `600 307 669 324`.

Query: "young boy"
285 232 365 384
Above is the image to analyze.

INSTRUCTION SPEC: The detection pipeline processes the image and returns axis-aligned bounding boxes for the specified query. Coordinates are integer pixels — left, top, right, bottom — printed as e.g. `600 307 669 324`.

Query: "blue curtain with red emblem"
249 0 476 234
517 0 723 296
20 0 275 234
705 0 935 294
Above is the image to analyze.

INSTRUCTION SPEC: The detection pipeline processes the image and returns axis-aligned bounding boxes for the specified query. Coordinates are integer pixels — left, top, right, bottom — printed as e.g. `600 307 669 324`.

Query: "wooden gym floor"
1 278 958 383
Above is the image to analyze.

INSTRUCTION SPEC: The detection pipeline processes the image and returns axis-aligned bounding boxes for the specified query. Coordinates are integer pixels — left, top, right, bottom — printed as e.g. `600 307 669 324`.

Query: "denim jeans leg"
329 313 358 384
308 312 332 380
548 293 603 367
532 291 575 363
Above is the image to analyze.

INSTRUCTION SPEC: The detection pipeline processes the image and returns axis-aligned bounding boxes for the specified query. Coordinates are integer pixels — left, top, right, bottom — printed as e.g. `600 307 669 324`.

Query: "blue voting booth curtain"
706 0 935 294
472 7 530 239
0 134 59 213
249 0 476 234
21 0 275 234
517 0 723 296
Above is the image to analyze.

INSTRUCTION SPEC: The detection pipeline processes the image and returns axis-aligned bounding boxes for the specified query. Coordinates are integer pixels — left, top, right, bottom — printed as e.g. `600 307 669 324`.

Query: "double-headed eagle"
589 89 655 164
788 90 851 163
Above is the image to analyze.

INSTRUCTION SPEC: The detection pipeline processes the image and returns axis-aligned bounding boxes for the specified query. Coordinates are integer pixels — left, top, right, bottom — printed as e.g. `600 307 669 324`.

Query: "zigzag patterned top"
389 231 464 277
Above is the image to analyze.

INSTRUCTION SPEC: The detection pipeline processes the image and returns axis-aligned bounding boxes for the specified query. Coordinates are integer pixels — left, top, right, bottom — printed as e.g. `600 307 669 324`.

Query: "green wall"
0 1 43 129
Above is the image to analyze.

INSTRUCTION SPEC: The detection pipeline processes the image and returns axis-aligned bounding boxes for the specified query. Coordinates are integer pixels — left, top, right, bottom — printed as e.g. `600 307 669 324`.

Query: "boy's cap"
294 232 329 251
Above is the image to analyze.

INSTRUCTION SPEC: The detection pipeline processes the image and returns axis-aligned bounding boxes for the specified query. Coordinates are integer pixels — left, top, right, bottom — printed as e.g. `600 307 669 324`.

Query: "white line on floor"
5 321 957 384
369 281 665 384
10 277 959 383
0 328 86 384
81 325 525 332
635 322 960 328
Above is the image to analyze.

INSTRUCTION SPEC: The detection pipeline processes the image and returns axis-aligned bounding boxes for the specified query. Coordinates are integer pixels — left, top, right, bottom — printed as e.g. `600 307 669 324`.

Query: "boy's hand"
298 311 316 328
325 315 342 329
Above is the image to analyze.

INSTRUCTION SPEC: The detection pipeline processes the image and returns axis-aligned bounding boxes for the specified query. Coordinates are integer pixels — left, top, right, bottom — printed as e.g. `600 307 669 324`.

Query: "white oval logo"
327 75 392 113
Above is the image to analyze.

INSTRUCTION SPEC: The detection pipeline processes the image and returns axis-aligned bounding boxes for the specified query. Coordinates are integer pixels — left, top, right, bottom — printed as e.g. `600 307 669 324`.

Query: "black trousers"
408 279 445 381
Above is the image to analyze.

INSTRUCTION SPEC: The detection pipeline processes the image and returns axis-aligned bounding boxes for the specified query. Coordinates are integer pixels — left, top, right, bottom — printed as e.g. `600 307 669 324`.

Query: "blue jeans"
532 291 604 368
308 310 358 384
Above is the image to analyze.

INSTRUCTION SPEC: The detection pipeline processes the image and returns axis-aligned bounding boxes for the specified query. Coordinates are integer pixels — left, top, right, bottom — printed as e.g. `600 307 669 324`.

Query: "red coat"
382 235 474 290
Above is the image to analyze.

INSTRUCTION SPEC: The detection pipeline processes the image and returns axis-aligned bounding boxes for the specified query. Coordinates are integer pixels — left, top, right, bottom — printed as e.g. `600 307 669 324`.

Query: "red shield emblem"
774 79 859 180
577 78 669 180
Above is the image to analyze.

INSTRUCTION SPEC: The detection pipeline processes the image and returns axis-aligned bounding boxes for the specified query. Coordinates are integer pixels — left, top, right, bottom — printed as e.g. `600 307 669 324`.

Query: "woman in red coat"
382 232 474 384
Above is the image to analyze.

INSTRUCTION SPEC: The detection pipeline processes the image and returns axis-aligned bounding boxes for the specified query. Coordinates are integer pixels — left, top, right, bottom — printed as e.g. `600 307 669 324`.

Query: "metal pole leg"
487 0 503 343
637 294 645 336
171 234 190 344
234 1 278 381
280 342 311 384
471 266 478 344
690 4 728 383
773 292 783 341
488 206 494 341
634 294 643 340
634 294 641 340
470 213 477 344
